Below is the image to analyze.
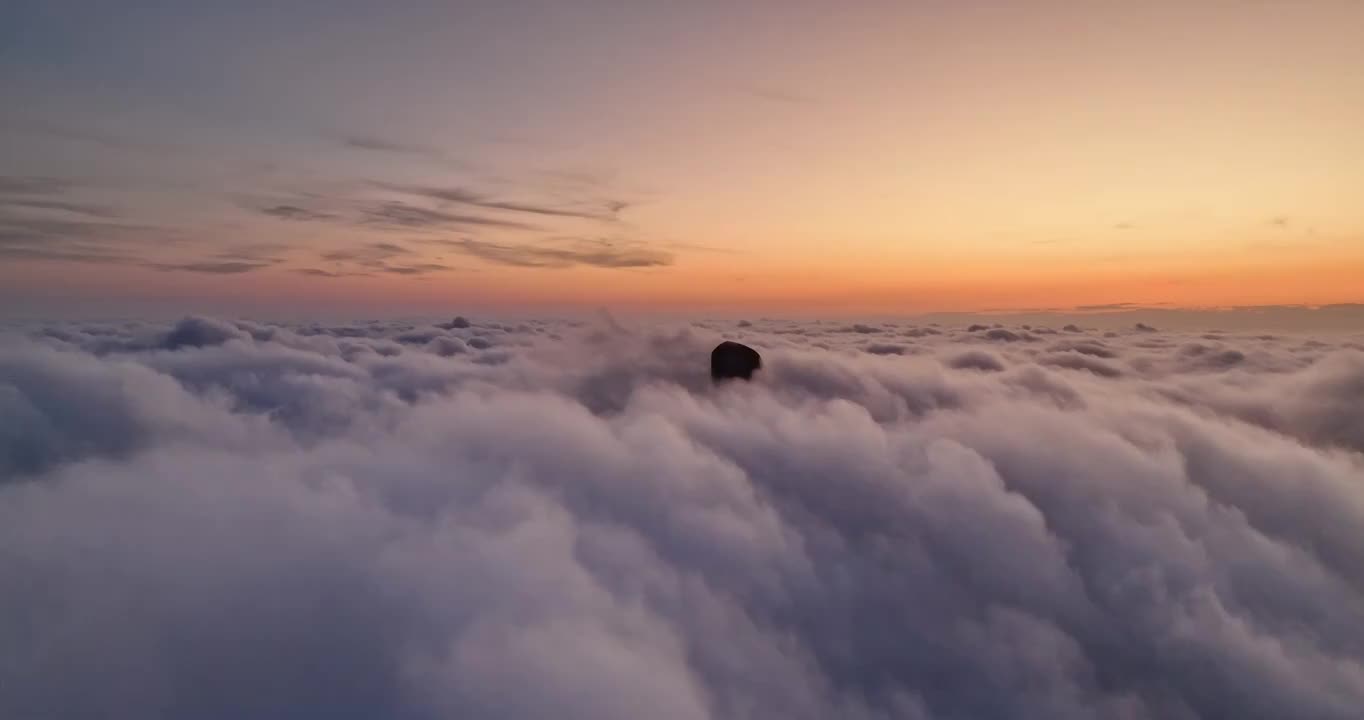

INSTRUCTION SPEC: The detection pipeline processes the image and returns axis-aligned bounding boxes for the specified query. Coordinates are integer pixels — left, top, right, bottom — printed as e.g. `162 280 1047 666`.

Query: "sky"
1 0 1362 317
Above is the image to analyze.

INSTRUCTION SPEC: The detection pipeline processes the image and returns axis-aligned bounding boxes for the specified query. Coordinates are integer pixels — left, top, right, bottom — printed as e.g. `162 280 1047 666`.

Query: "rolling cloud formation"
2 316 1363 719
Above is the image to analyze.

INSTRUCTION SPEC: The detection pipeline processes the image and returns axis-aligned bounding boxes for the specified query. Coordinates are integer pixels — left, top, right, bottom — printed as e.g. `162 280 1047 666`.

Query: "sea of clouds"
2 314 1363 719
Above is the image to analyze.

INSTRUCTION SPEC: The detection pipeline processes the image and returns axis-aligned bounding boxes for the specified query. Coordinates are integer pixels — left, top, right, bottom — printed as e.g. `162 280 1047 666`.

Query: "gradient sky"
2 0 1362 316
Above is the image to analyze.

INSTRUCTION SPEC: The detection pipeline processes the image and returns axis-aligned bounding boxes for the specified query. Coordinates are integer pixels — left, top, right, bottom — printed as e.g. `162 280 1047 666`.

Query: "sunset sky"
2 1 1362 316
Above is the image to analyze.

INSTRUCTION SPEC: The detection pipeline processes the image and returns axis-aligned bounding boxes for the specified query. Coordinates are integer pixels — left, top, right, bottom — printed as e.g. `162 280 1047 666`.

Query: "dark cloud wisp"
361 201 537 231
0 176 77 195
260 204 337 222
149 261 273 274
342 134 454 163
377 182 629 222
442 238 673 269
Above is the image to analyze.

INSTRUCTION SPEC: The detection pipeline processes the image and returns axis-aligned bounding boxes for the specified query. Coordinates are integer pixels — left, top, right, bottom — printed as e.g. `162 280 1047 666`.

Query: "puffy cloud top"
2 316 1364 719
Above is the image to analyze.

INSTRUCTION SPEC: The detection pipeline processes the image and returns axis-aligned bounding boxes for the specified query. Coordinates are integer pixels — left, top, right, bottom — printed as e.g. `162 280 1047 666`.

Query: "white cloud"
2 317 1363 718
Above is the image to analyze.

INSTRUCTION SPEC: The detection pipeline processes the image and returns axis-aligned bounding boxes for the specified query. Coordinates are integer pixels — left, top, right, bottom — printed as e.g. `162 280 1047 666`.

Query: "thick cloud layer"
2 316 1363 719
